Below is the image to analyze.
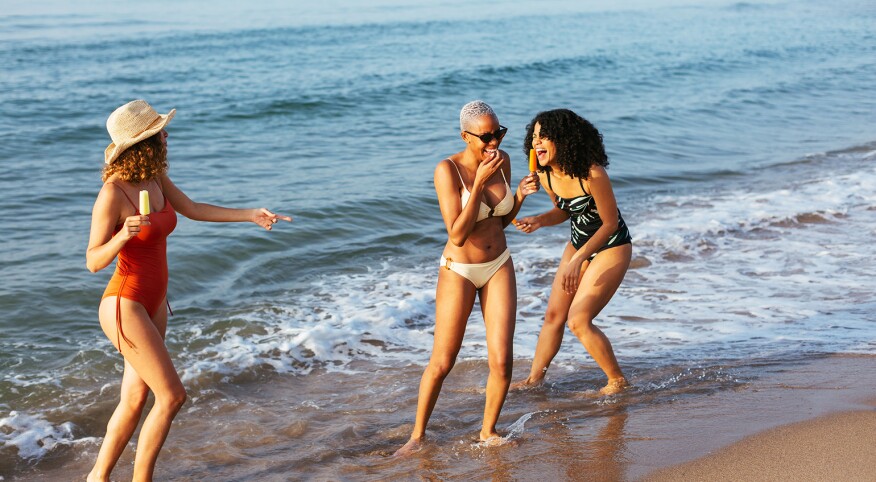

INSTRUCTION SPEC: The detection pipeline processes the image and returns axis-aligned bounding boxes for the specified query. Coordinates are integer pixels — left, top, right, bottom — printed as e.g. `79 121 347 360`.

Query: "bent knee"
156 386 187 412
566 316 594 334
488 356 512 379
544 308 567 327
426 360 455 380
121 387 150 412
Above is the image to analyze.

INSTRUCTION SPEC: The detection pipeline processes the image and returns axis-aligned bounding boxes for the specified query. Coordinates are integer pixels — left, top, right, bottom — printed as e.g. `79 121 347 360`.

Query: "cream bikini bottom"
439 248 511 289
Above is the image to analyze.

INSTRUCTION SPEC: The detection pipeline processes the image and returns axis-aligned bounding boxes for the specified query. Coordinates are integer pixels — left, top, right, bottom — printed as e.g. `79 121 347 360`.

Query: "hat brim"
104 109 176 164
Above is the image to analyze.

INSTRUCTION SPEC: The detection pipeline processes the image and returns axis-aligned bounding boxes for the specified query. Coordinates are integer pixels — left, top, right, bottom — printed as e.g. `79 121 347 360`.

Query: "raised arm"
501 154 540 228
435 160 478 246
513 171 569 233
434 154 503 246
159 174 291 230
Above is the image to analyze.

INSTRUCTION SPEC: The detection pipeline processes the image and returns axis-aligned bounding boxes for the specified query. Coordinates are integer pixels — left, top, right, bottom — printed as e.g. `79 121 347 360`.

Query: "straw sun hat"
105 100 176 164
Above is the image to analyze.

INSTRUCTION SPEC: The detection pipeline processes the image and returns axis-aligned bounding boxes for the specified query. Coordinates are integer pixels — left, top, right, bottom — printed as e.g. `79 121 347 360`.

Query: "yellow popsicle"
139 190 150 215
529 149 537 172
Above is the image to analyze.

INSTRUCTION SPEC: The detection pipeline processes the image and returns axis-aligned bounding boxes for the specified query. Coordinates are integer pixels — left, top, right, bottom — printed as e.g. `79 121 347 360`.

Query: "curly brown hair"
523 109 608 180
102 134 167 183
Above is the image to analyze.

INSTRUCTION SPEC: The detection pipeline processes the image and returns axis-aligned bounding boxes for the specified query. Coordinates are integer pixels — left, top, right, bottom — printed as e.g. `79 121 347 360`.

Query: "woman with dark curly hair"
511 108 632 396
86 100 290 482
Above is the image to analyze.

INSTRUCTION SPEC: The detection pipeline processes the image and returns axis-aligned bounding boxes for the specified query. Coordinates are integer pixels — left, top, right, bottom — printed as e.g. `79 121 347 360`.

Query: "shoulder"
92 181 126 216
435 157 455 172
587 165 610 182
584 165 615 197
434 157 459 182
97 180 123 202
589 164 608 177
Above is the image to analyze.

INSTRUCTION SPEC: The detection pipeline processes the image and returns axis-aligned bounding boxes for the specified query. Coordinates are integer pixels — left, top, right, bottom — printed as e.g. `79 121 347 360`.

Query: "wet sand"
626 354 876 481
20 354 876 481
644 410 876 481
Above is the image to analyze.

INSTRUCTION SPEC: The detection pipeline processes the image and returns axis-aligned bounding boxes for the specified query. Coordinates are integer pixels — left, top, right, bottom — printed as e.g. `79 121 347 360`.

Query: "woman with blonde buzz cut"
395 100 539 456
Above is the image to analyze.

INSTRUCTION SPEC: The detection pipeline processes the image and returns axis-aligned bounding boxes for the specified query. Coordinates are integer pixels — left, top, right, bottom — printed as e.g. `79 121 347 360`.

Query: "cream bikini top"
449 160 514 222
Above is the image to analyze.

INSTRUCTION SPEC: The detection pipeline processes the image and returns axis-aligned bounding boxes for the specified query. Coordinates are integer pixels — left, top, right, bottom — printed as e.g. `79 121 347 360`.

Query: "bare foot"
475 431 522 448
86 471 108 482
598 377 630 396
392 437 423 457
479 435 505 447
509 377 544 391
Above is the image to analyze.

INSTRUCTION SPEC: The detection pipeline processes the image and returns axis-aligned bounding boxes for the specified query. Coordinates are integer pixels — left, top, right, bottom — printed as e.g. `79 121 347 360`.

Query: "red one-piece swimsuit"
101 182 177 348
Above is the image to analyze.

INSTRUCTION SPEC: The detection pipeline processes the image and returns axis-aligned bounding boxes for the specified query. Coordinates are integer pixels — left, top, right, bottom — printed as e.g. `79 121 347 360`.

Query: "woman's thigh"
569 244 632 321
99 297 182 396
118 298 169 398
432 269 479 361
478 259 516 356
544 243 579 323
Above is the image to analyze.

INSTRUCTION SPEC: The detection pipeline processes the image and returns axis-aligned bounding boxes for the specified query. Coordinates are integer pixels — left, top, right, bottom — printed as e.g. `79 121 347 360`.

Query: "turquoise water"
1 0 875 478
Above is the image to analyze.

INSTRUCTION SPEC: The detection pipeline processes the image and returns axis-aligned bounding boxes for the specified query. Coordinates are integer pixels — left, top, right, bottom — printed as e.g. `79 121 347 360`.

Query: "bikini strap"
545 170 554 190
578 177 588 194
499 168 508 185
447 159 467 190
106 181 139 211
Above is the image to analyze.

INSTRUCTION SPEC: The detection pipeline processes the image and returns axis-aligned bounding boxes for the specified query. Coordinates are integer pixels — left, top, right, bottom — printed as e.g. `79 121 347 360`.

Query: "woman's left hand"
558 256 585 294
518 173 540 197
252 208 293 230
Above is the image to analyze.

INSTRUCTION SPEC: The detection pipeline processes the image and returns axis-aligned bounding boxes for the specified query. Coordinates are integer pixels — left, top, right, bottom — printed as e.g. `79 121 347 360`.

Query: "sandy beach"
645 410 876 481
632 354 876 481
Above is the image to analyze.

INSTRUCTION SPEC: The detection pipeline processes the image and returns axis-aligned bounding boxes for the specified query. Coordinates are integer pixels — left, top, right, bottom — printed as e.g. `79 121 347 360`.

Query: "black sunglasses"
464 125 508 144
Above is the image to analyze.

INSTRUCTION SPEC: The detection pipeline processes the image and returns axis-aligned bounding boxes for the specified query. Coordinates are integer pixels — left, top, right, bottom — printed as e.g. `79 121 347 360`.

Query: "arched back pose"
394 101 539 456
86 100 291 482
512 108 632 396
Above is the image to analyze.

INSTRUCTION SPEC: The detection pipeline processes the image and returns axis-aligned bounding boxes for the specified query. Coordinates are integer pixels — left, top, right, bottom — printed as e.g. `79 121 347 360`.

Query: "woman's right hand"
513 215 542 233
558 255 586 294
119 215 150 240
472 150 503 188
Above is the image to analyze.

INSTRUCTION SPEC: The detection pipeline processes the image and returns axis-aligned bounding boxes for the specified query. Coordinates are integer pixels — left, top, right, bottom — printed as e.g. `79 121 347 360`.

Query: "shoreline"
643 409 876 481
10 354 876 480
626 354 876 480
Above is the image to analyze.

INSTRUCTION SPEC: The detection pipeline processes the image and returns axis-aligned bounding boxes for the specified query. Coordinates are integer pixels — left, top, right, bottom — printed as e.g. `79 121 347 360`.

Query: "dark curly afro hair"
523 109 608 180
102 133 167 183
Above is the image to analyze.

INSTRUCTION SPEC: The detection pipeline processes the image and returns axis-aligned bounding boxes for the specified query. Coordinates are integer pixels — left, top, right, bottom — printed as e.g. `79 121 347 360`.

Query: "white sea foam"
0 411 82 460
167 151 876 382
175 264 440 383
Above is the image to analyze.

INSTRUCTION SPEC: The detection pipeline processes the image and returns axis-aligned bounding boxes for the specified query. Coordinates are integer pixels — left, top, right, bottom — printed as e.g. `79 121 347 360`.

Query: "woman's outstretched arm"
159 174 291 229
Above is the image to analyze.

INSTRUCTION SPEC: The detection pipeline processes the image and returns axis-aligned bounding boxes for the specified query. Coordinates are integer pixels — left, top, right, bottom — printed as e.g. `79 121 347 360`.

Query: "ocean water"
1 0 875 479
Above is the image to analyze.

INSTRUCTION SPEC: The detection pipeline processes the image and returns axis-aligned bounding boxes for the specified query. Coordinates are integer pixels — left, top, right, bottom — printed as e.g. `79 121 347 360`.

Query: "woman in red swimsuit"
85 100 291 482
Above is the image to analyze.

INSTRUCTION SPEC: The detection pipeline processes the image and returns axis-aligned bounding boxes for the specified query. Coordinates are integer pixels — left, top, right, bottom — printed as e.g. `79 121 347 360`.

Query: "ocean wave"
158 144 876 385
172 262 440 385
633 162 875 250
0 411 82 461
